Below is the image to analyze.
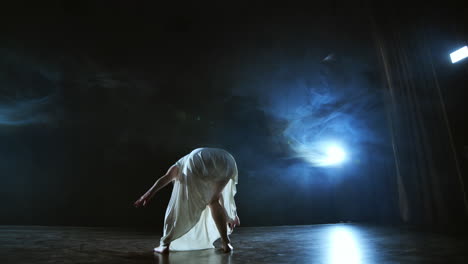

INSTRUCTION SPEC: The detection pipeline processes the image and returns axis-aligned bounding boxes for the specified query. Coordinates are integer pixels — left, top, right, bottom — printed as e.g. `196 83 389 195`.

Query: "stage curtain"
371 8 468 228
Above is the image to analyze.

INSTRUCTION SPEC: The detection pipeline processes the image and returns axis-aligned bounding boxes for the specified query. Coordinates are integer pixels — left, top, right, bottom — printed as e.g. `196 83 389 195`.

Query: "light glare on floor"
329 226 362 264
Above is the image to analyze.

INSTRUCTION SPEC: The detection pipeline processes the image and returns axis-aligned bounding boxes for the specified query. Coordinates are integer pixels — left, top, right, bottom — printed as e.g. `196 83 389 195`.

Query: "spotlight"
294 141 348 167
450 46 468 63
322 145 346 166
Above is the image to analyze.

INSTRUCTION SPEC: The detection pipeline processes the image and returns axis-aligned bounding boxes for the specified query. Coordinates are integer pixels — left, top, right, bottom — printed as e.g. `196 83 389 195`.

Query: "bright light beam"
322 145 346 165
294 142 347 167
450 46 468 63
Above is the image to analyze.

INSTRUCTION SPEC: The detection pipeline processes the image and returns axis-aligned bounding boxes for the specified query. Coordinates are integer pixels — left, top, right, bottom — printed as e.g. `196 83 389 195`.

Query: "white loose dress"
159 148 238 251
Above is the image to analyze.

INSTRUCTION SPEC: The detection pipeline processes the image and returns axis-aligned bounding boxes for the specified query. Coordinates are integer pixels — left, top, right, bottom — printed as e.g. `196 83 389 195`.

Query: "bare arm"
219 193 240 229
147 165 179 198
134 165 179 207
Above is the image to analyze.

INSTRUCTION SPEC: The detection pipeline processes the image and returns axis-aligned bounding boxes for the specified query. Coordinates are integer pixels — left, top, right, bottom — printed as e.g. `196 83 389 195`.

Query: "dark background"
0 2 467 230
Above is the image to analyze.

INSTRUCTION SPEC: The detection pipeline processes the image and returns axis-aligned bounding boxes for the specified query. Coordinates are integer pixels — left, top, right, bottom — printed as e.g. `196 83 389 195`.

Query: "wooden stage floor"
1 223 467 263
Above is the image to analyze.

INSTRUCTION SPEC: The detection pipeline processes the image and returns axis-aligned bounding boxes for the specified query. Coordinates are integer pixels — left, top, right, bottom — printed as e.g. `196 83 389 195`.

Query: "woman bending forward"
134 148 240 253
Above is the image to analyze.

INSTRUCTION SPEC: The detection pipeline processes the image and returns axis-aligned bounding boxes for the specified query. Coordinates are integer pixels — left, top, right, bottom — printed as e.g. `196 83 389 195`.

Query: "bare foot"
154 245 169 254
222 242 233 253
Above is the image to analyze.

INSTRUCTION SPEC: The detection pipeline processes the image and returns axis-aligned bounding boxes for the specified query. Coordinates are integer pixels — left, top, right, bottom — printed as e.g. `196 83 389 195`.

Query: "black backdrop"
0 3 466 231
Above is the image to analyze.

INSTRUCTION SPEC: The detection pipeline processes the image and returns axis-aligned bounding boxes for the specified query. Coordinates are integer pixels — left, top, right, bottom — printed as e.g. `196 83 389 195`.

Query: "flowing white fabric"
159 148 238 251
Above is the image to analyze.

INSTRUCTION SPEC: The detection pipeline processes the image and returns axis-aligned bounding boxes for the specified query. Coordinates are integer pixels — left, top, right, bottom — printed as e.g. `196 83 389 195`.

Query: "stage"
1 224 467 263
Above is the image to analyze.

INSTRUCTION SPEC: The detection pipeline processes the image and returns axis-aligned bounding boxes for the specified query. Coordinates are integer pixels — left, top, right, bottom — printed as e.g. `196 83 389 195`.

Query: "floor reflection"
3 224 467 263
328 225 363 264
153 249 232 264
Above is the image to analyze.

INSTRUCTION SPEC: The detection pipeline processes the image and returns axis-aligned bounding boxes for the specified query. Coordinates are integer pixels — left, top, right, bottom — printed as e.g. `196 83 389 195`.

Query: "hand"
227 215 240 230
134 193 151 208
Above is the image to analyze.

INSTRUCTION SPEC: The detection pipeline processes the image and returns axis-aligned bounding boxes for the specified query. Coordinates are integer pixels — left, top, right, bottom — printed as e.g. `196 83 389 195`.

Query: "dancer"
134 148 240 253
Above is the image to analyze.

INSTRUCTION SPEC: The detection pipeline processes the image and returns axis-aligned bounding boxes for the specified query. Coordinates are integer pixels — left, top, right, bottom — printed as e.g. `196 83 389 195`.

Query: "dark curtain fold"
371 8 468 228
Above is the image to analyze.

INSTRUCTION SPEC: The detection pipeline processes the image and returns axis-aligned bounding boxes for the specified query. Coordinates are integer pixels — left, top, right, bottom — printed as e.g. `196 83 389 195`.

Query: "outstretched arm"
134 165 179 208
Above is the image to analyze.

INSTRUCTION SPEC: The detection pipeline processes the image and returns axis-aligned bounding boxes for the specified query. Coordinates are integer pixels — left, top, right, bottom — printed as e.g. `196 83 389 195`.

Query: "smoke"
0 48 62 127
281 80 379 167
0 96 55 125
233 51 383 169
